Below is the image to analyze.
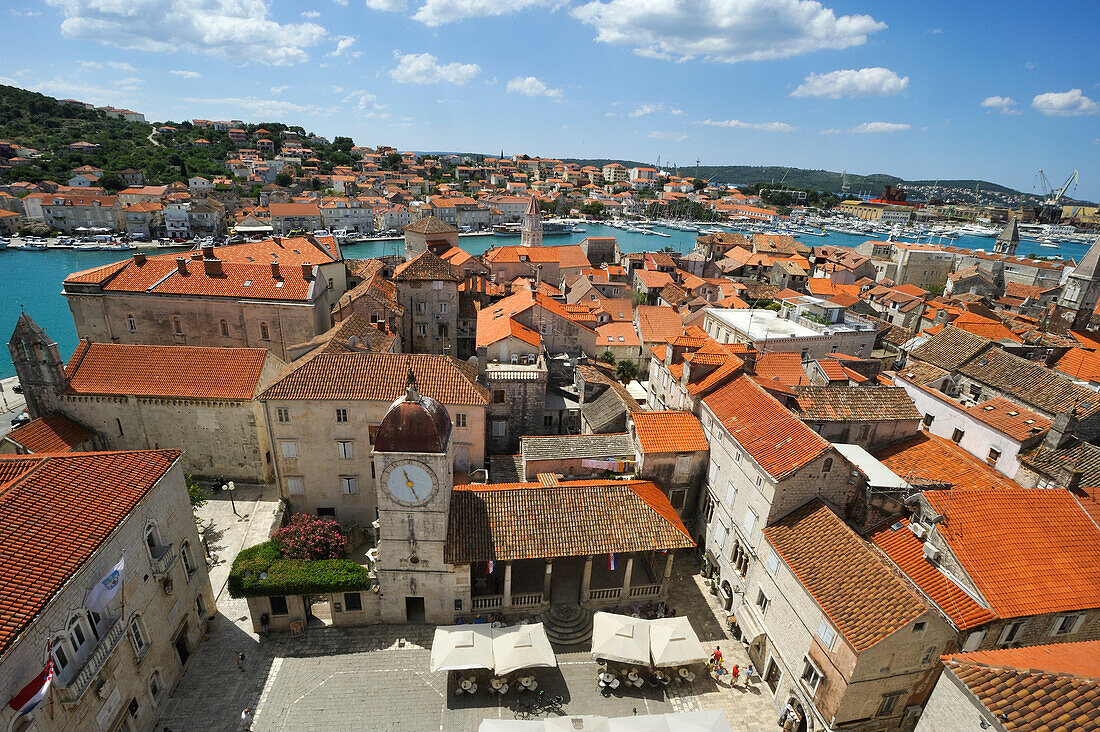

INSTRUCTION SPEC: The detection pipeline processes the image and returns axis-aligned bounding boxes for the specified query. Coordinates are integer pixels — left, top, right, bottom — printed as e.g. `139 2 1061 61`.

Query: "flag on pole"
8 656 52 716
608 553 617 571
487 560 495 574
85 555 125 613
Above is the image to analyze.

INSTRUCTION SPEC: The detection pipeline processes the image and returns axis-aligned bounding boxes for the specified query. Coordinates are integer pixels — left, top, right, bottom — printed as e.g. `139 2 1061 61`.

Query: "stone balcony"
53 615 125 705
149 543 177 577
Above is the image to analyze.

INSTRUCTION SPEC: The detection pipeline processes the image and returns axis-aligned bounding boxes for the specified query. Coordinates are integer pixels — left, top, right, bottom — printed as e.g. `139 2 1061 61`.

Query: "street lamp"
228 480 240 517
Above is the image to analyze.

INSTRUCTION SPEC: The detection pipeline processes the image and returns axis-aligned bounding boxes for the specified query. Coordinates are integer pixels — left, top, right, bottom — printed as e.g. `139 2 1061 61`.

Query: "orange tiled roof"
4 414 91 453
752 351 810 386
632 411 708 454
0 450 181 656
794 386 921 422
260 352 488 405
1052 347 1100 383
873 432 1019 491
869 518 997 631
596 322 640 348
477 311 540 349
65 341 271 400
764 501 930 651
942 641 1100 732
966 397 1051 441
924 488 1100 618
704 376 829 480
445 480 694 563
635 305 684 343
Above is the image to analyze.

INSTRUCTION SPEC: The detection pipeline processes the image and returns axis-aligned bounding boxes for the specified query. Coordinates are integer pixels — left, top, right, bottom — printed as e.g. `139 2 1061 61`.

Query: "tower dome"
374 376 453 453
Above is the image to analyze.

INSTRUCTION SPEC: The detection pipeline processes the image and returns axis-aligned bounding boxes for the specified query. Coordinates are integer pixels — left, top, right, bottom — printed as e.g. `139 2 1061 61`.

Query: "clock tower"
372 373 456 623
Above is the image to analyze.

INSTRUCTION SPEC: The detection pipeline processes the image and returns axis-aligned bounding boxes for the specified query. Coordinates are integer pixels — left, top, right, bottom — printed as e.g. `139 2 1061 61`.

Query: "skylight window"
244 280 252 286
1007 411 1019 417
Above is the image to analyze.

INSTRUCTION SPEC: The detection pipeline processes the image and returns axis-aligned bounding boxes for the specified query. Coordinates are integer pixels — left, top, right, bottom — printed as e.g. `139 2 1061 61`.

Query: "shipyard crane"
1036 168 1080 222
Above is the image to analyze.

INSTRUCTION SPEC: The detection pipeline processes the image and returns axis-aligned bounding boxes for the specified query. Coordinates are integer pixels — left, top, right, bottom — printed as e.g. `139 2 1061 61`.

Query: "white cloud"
411 0 555 26
366 0 407 9
1031 89 1099 117
506 76 562 98
183 96 325 117
571 0 885 63
332 0 348 5
170 70 201 79
10 8 42 16
301 10 321 17
79 60 137 71
46 0 327 66
849 121 910 133
925 27 943 34
329 35 361 58
699 118 797 132
979 95 1020 115
628 102 684 118
270 85 289 94
344 90 387 111
113 77 143 90
390 51 480 85
791 67 908 98
648 131 688 141
819 128 842 135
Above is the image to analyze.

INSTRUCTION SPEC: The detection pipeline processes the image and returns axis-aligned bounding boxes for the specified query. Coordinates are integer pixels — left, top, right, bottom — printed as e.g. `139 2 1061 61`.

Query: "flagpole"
47 640 54 720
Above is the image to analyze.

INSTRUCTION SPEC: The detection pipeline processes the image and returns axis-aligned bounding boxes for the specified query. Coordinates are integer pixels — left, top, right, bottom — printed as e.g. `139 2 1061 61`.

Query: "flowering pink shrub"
272 513 346 560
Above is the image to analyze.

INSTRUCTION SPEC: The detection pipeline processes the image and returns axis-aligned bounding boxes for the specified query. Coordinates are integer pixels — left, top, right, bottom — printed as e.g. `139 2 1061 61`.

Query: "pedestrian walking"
744 664 755 686
730 664 740 686
260 612 270 638
711 645 723 665
240 708 253 731
237 651 246 672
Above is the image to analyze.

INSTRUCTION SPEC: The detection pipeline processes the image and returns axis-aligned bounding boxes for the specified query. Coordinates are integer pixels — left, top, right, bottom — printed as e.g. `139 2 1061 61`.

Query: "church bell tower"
371 371 456 623
1049 235 1100 334
521 195 543 247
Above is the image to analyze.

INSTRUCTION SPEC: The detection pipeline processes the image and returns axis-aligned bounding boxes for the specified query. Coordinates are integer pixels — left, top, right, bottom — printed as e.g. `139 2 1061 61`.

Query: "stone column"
543 560 553 601
622 555 635 600
504 561 513 607
580 556 593 603
662 551 675 597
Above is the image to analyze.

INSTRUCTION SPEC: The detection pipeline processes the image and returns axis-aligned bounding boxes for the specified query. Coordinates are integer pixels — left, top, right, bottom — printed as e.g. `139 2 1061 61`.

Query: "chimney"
301 262 314 280
1044 409 1079 451
190 251 204 260
132 252 146 265
1057 464 1083 493
203 258 224 276
271 260 281 280
175 257 188 275
201 244 215 259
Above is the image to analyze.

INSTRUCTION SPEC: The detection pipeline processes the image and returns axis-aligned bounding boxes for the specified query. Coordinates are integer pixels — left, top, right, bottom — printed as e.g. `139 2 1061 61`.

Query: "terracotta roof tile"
632 411 708 454
4 414 92 453
703 376 829 480
959 348 1100 418
1052 347 1100 383
635 306 684 343
260 352 488 404
764 501 930 651
869 518 997 631
64 341 271 400
910 326 993 370
925 488 1100 617
873 432 1019 491
477 311 541 349
966 397 1051 441
445 480 694 563
752 352 810 386
0 450 181 656
794 386 921 422
394 249 460 281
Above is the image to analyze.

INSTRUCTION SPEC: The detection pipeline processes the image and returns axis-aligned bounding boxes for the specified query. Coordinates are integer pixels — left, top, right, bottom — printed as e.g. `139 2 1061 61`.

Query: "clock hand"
403 469 421 500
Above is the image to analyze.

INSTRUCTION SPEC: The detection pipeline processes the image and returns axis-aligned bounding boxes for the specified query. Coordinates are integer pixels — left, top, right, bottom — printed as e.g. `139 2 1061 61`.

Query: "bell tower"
521 195 543 247
1049 235 1100 334
8 312 66 419
993 220 1019 256
371 369 456 623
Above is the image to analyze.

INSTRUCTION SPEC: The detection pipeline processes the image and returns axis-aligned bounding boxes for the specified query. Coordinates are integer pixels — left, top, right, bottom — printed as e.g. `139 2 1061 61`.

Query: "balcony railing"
511 592 544 607
589 588 621 601
629 584 662 598
149 544 177 577
53 616 125 704
472 595 503 610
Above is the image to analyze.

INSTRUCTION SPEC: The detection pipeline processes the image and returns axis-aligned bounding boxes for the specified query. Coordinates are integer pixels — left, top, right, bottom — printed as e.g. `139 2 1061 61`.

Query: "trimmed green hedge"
228 541 372 598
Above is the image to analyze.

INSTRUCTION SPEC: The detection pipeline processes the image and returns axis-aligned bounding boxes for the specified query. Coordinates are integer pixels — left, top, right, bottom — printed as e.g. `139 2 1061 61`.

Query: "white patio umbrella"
607 711 731 732
545 717 611 732
478 721 545 731
590 612 651 665
492 623 558 676
647 616 708 668
429 625 495 672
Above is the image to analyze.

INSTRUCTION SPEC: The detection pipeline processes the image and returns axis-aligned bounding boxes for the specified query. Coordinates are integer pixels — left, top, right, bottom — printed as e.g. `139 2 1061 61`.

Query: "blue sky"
2 0 1097 199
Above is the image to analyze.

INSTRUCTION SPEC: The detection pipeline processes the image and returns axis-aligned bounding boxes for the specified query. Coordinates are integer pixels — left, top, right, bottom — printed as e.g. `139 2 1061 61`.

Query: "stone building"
62 238 345 362
629 410 709 519
520 195 543 247
394 250 461 357
402 215 459 260
484 357 551 455
10 317 283 482
791 386 922 451
332 259 404 340
1045 234 1100 333
483 290 598 358
646 333 746 413
258 352 488 527
0 450 215 732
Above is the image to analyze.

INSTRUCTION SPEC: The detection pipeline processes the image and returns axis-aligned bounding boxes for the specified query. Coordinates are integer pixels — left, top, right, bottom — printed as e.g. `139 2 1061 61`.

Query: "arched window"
127 314 137 332
51 635 71 673
181 541 195 577
260 322 270 341
172 316 183 335
220 319 229 337
67 616 89 655
145 523 163 557
128 614 149 657
822 458 833 474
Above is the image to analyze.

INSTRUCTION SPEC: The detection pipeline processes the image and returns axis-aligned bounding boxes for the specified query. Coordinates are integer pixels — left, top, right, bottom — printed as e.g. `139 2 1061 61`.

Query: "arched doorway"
783 696 809 732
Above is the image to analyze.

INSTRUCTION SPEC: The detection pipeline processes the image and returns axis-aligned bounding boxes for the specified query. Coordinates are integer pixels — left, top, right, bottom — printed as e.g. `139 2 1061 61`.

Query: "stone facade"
397 279 460 357
913 669 995 732
484 360 549 455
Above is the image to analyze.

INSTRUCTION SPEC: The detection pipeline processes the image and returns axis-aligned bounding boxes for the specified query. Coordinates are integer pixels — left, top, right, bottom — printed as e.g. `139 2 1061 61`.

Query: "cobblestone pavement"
161 528 778 730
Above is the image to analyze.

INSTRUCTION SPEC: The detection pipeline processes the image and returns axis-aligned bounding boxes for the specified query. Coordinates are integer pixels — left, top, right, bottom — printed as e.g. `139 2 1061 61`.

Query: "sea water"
0 226 1086 379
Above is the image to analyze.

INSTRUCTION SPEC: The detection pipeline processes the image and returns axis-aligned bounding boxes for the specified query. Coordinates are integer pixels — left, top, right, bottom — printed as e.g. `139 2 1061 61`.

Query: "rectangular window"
742 508 757 536
987 447 1001 465
344 592 363 611
999 620 1025 645
708 460 718 485
455 413 467 428
195 593 207 619
920 646 936 665
755 474 763 487
756 590 770 616
317 507 336 517
279 440 298 458
269 596 289 615
675 455 691 475
877 692 904 717
438 324 449 339
417 324 427 337
912 622 926 632
713 521 728 550
922 413 934 427
127 315 137 332
149 671 162 701
336 408 348 423
816 617 838 649
670 488 687 510
286 477 304 495
129 618 149 656
439 302 447 314
951 428 964 443
493 390 506 404
181 544 195 576
492 420 507 437
543 415 554 427
276 408 290 423
341 476 359 495
767 551 780 576
416 302 425 314
800 659 822 693
857 424 870 440
724 481 736 506
337 440 354 459
1052 614 1084 636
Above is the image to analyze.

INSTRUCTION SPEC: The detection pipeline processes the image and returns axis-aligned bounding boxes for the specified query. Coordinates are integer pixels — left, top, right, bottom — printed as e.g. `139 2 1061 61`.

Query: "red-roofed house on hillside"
10 315 284 482
482 289 597 357
0 450 214 729
751 500 954 732
62 238 343 362
629 410 710 518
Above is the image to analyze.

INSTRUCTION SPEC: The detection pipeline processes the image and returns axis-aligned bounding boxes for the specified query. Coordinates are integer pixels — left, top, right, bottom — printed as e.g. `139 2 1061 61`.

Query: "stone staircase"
540 604 594 647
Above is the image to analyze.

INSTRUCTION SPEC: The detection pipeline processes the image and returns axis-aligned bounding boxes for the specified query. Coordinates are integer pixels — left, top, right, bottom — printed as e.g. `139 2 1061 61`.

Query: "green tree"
692 178 706 191
275 171 292 187
382 152 402 171
615 360 638 382
581 201 605 219
185 473 208 511
97 171 125 192
599 350 616 365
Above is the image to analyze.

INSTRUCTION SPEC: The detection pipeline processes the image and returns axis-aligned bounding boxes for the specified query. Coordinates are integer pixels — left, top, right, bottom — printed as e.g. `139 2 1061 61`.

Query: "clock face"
384 461 436 506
